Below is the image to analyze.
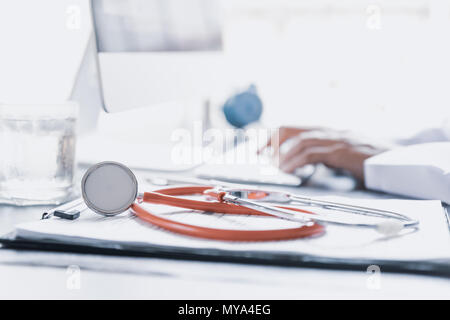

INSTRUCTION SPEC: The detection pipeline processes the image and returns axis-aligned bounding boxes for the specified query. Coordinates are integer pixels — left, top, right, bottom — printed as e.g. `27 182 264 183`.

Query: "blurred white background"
1 0 450 141
220 0 450 139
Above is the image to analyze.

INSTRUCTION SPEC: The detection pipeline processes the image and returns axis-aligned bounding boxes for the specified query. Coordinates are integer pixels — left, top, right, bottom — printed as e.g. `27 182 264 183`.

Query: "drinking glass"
0 102 78 205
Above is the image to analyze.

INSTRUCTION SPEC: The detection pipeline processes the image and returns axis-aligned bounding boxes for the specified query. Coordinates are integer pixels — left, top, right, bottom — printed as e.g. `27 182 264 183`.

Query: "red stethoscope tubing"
131 186 325 241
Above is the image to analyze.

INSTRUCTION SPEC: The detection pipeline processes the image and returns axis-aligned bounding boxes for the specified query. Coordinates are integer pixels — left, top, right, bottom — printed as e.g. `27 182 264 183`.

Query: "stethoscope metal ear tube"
287 195 415 221
222 188 417 222
220 191 419 235
221 194 313 225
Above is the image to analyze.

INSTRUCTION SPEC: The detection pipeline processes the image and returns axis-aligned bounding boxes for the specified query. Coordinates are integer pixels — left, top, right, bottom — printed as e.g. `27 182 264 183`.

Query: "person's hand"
259 126 388 181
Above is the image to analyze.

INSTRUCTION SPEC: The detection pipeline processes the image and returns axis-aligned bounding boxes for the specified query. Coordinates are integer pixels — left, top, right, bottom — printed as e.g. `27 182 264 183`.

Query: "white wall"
0 0 100 133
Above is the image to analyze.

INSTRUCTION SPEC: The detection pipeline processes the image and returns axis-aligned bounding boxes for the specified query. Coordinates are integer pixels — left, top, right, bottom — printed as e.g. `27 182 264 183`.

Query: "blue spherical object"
223 85 263 128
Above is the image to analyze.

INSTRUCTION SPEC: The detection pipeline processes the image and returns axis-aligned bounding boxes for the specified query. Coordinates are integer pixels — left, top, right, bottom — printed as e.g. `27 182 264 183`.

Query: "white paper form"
13 197 450 262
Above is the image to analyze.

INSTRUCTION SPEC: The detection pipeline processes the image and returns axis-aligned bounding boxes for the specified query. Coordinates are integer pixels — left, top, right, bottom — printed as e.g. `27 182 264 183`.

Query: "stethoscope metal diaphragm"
81 161 138 216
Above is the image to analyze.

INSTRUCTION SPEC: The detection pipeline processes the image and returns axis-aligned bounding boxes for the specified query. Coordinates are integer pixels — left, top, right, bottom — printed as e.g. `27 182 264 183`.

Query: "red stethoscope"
132 185 324 241
74 161 418 242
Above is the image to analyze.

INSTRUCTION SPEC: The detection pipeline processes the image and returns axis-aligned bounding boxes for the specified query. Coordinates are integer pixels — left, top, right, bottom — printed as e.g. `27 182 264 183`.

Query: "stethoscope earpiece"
376 219 406 236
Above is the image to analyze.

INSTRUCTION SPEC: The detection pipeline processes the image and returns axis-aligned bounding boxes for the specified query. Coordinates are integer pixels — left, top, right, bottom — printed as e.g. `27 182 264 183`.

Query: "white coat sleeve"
364 142 450 204
396 127 450 145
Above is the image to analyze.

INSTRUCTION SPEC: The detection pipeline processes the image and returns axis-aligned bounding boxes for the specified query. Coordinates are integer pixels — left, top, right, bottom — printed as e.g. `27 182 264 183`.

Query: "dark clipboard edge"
0 237 449 279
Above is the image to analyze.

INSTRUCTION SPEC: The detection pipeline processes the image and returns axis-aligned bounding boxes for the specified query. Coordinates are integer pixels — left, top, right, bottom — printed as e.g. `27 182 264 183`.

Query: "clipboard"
1 200 449 278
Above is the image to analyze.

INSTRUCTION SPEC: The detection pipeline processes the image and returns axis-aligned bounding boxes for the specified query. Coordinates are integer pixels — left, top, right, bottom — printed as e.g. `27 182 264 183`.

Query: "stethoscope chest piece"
81 161 138 216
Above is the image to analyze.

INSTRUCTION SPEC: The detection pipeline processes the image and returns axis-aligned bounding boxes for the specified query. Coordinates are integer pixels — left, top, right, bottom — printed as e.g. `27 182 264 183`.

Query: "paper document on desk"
9 197 450 262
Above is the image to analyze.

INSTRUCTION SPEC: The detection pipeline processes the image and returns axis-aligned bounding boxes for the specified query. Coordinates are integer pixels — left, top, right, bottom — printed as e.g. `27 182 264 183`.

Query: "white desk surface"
0 176 449 299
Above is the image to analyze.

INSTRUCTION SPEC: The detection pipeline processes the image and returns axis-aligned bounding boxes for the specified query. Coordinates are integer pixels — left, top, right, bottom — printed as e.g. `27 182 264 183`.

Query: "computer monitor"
90 0 225 113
